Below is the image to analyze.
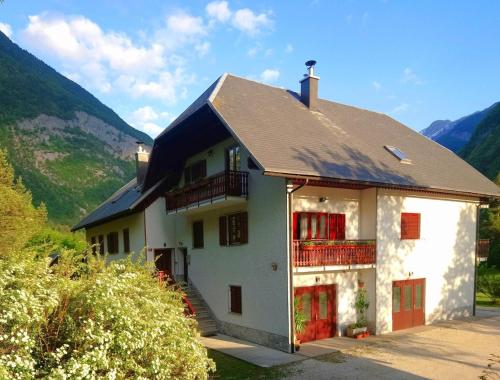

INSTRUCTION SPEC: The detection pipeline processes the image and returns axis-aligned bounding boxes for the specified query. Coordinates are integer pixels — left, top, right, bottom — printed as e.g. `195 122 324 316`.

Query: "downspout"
287 179 307 353
473 204 480 316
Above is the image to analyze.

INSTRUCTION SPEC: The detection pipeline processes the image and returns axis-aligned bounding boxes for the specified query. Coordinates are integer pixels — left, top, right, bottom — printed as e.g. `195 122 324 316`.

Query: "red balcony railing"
293 240 376 267
478 239 490 259
166 170 248 212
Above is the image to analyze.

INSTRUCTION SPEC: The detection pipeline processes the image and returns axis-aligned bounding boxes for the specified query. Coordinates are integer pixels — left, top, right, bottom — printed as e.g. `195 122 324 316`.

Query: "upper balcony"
166 170 248 214
293 240 376 271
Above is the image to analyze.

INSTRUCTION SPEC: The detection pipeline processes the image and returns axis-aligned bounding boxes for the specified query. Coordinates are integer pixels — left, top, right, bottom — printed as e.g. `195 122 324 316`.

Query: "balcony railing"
166 170 248 212
293 240 376 267
478 239 490 259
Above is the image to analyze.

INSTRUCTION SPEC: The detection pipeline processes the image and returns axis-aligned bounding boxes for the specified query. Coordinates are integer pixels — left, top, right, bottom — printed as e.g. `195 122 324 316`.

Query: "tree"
0 149 46 254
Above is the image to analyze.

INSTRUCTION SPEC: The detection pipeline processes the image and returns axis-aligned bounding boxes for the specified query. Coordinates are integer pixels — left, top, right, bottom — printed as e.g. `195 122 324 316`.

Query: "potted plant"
347 287 370 338
294 298 307 351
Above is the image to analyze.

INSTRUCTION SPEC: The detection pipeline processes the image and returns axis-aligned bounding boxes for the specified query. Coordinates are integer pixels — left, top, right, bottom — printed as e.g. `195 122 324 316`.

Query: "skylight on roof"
384 145 412 164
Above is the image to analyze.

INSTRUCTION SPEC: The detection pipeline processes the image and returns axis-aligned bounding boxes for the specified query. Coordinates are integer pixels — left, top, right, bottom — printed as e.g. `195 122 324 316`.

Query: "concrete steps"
182 285 218 337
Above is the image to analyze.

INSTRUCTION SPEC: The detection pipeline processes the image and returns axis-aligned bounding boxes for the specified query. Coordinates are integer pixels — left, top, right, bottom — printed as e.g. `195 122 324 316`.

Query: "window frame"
184 159 207 185
293 212 346 241
90 236 97 254
98 235 104 255
219 211 248 246
192 220 204 249
401 212 421 240
106 231 119 254
226 145 241 172
123 228 130 253
229 285 242 314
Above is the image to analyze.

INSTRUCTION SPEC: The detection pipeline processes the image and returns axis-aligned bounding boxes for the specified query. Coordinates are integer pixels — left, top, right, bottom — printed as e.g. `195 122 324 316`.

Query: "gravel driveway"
283 307 500 380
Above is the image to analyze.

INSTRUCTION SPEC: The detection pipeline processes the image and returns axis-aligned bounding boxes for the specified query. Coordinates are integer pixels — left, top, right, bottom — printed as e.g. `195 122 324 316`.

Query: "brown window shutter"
240 212 248 244
230 286 242 314
219 216 227 246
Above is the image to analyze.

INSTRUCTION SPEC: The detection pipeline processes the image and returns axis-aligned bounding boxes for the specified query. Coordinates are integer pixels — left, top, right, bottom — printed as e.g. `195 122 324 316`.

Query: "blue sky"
1 0 499 137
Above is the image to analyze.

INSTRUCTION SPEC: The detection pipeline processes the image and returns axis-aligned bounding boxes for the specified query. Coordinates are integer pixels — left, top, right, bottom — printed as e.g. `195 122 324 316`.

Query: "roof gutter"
263 171 500 200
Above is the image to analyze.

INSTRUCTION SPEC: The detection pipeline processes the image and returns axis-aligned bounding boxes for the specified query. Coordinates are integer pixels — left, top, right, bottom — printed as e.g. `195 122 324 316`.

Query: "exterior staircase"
182 284 218 336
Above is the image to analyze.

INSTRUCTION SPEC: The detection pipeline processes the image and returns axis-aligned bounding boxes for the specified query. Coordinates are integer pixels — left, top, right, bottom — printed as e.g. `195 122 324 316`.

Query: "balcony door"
294 285 337 343
392 278 425 331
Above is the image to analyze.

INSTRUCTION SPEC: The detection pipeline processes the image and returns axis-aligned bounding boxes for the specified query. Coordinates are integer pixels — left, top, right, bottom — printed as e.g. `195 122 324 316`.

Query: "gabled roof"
202 74 499 197
76 72 499 230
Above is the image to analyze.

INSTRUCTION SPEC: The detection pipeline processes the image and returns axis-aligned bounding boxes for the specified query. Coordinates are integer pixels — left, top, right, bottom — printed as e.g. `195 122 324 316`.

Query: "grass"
207 349 298 380
476 267 500 308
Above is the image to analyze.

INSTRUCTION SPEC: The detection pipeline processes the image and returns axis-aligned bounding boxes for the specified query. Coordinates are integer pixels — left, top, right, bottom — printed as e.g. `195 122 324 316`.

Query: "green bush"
0 149 214 379
477 265 500 305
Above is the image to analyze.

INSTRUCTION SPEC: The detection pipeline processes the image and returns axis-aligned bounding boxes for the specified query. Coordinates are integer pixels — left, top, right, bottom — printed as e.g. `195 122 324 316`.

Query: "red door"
392 279 425 331
295 285 337 343
154 249 173 279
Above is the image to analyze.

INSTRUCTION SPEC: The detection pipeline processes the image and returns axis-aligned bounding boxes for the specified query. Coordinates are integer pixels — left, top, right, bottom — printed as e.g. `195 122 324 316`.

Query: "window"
193 221 204 249
90 236 96 254
229 285 242 314
401 212 420 239
98 235 104 255
107 232 119 254
184 160 207 184
123 228 130 253
219 212 248 246
393 287 401 312
293 212 345 240
226 146 241 171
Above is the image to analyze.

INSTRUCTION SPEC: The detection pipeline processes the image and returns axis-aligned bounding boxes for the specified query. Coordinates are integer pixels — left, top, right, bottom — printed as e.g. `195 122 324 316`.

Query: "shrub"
0 250 215 379
477 265 500 305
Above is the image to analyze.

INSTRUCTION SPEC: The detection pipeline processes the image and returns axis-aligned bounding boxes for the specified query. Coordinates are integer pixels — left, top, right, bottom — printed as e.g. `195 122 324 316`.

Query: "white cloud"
247 46 259 57
0 22 13 38
390 103 409 114
372 81 381 91
195 41 210 57
206 1 232 23
232 8 272 36
401 67 422 85
128 106 174 138
260 68 280 83
166 13 206 39
285 43 293 53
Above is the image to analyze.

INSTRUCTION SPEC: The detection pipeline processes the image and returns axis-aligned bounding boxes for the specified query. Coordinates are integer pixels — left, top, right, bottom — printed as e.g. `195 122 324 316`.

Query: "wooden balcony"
166 170 248 213
478 239 490 259
293 240 376 267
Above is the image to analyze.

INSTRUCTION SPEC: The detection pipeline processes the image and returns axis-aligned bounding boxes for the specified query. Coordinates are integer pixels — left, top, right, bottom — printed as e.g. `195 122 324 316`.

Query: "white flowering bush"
0 151 214 379
0 251 215 379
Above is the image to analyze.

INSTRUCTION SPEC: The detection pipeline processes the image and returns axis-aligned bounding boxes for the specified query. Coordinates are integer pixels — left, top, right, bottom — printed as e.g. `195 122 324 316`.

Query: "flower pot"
347 326 368 337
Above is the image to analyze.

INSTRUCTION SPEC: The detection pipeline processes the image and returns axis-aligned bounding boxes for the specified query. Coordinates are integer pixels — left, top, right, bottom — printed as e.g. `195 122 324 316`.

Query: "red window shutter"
401 213 420 239
292 212 298 240
337 214 346 240
240 212 248 244
219 216 227 246
329 214 337 240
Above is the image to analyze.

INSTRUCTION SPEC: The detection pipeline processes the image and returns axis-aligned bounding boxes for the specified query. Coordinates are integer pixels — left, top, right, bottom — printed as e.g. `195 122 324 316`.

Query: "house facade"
74 62 499 353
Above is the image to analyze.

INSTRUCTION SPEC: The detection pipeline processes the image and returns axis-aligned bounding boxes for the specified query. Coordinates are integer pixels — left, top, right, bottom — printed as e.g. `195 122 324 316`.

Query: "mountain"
460 103 500 180
422 102 500 181
421 103 496 152
0 31 153 225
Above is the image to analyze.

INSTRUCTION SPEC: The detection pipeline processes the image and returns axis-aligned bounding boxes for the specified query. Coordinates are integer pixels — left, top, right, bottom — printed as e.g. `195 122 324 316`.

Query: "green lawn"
207 349 298 380
476 266 500 308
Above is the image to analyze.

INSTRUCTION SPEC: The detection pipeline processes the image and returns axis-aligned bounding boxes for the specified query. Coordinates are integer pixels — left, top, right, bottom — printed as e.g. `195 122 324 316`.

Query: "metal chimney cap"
305 60 317 68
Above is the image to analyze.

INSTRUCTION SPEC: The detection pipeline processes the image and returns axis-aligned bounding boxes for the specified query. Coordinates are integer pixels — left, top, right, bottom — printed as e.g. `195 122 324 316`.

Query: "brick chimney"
135 141 149 185
300 60 319 111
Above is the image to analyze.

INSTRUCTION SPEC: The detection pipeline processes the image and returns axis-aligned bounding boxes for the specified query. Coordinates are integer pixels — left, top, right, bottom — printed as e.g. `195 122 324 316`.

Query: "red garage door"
294 285 337 343
392 279 425 331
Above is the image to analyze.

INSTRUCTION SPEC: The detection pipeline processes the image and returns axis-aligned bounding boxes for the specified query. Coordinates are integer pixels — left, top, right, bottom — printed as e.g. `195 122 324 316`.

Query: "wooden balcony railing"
293 240 376 267
478 239 490 259
166 170 248 212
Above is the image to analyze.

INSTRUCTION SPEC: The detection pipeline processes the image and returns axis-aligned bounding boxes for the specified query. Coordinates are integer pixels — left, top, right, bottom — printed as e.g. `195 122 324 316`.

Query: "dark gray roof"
72 179 141 231
209 74 499 197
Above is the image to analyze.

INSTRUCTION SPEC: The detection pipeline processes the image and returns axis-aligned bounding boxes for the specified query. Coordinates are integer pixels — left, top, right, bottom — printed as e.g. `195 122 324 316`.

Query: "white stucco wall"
292 187 361 239
145 197 176 251
376 189 478 334
85 211 146 261
359 188 377 240
173 140 290 339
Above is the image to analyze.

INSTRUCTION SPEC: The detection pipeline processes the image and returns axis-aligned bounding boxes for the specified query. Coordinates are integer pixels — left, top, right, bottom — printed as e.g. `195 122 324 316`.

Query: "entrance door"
392 278 425 331
294 285 337 343
154 249 173 279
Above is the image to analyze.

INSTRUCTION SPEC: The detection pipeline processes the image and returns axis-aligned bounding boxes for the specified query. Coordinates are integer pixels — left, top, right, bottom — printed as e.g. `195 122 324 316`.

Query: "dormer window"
384 145 412 164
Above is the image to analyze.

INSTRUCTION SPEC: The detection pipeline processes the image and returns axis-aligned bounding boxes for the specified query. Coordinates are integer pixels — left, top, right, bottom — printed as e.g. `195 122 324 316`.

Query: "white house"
73 62 500 353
